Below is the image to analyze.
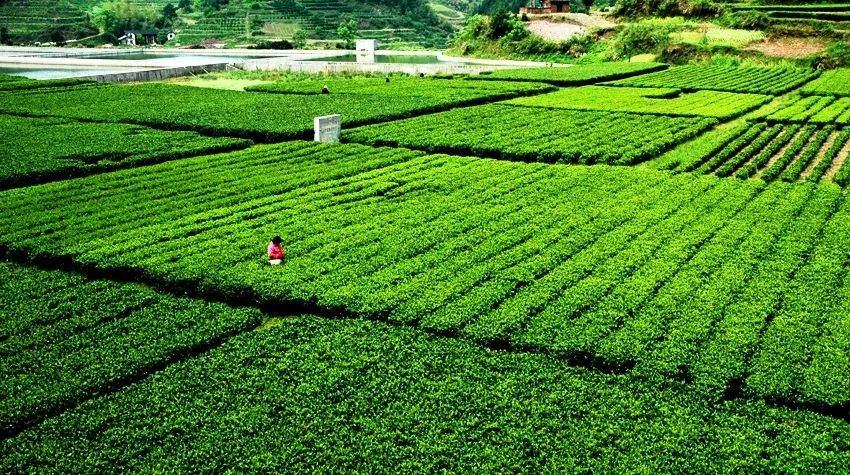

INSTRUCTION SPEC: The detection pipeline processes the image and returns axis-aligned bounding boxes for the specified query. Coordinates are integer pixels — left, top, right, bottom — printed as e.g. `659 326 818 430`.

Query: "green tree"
581 0 594 12
293 29 308 49
178 0 193 12
162 3 178 21
477 0 526 15
337 18 357 49
49 29 66 46
156 30 171 44
156 3 178 29
90 5 120 36
90 1 155 39
488 8 512 39
0 26 10 45
195 0 229 12
613 22 671 61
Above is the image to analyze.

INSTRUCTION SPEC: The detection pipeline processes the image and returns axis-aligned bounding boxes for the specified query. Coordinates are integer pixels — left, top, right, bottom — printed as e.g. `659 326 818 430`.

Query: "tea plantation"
3 63 850 472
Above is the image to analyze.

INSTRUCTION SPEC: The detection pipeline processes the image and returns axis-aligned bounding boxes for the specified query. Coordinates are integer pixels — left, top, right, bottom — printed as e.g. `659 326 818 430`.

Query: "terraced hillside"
0 0 94 42
175 0 453 47
729 2 850 30
0 0 454 47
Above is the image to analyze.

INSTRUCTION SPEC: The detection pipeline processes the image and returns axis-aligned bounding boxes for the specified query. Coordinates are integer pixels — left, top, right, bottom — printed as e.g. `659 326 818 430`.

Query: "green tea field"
3 63 850 472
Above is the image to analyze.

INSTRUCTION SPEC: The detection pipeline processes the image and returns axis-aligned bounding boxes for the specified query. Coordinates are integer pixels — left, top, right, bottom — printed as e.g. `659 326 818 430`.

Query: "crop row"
606 64 819 95
801 69 850 97
769 10 850 21
732 4 850 12
748 190 850 405
755 95 850 123
245 75 548 97
0 81 553 142
0 261 262 438
655 121 850 185
506 86 771 119
467 62 667 87
2 314 849 472
0 75 95 92
0 114 251 189
2 142 850 408
344 105 716 165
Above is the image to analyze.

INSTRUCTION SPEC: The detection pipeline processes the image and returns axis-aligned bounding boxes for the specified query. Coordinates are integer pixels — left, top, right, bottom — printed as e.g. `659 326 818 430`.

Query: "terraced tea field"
3 63 850 472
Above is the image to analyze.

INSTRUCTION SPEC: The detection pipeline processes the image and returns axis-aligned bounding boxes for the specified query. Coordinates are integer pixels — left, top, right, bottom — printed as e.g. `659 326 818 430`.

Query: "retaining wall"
85 63 233 83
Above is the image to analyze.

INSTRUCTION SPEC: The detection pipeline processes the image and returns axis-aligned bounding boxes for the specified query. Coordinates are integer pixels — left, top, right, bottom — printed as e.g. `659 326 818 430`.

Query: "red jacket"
268 242 285 260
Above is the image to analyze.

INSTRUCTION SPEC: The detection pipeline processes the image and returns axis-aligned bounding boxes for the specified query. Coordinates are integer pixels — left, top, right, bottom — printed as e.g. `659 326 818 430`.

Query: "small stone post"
314 114 341 142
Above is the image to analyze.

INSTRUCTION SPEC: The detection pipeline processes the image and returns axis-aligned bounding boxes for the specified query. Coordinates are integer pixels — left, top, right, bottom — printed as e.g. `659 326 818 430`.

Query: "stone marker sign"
314 114 341 142
356 39 377 63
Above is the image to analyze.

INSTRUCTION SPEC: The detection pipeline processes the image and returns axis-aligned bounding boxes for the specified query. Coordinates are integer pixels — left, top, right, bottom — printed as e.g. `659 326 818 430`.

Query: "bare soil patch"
745 37 825 58
528 20 586 41
526 13 617 41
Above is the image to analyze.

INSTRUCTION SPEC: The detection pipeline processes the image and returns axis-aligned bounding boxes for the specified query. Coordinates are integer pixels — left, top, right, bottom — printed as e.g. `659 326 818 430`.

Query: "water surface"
0 66 152 79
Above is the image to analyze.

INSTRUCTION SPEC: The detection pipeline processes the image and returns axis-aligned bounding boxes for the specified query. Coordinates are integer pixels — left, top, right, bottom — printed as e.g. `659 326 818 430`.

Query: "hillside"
0 0 455 48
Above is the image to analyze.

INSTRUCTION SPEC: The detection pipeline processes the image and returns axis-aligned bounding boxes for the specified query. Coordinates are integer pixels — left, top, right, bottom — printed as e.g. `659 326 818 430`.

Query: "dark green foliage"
5 61 850 472
735 4 850 12
0 261 262 438
0 0 451 48
719 10 772 30
158 2 177 28
487 8 513 39
506 86 770 119
0 114 251 189
812 42 850 70
770 10 850 21
476 0 525 14
0 81 551 142
469 61 667 86
246 75 549 96
346 105 716 163
2 315 849 472
614 0 722 17
9 143 850 408
608 64 819 95
0 77 95 92
199 0 229 11
611 22 673 60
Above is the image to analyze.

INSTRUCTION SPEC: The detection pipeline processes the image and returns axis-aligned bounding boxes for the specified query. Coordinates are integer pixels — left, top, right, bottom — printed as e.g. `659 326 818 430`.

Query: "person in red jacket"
268 235 285 265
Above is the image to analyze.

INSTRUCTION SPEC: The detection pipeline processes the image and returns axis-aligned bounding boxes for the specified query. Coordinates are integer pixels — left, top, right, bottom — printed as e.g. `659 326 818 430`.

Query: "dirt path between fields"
824 135 850 180
754 127 805 179
801 129 838 179
745 37 825 58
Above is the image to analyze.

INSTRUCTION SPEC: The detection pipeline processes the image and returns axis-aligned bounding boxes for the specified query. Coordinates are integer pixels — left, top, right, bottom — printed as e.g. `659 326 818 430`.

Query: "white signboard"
314 114 341 143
